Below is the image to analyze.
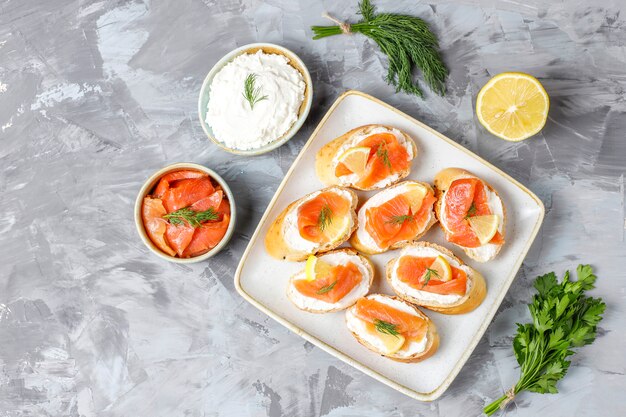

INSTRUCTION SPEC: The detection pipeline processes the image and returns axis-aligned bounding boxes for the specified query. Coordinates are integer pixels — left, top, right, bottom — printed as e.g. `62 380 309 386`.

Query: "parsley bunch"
484 265 605 415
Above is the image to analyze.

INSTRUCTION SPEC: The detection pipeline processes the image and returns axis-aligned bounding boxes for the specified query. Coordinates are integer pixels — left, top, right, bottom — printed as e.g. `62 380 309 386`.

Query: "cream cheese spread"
206 50 305 150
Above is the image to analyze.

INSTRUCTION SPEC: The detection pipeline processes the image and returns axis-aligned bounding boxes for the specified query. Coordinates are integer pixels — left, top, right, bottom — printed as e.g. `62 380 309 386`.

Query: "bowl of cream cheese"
198 43 313 155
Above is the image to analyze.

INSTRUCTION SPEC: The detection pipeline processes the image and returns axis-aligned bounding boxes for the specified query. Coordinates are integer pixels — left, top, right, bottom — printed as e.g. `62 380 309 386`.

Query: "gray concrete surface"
1 0 625 416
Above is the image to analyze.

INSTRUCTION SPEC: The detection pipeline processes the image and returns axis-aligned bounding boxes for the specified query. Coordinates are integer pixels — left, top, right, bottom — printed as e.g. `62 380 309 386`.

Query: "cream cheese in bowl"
199 44 312 154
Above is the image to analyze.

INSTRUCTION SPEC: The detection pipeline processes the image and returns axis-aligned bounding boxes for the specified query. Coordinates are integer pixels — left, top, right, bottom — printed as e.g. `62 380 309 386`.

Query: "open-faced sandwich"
287 249 374 313
315 124 417 190
265 186 358 261
345 294 439 362
386 242 486 314
434 168 505 262
350 181 437 254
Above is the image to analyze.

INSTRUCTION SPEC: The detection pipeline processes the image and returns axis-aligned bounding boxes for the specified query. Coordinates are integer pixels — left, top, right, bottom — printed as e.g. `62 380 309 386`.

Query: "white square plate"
235 91 544 401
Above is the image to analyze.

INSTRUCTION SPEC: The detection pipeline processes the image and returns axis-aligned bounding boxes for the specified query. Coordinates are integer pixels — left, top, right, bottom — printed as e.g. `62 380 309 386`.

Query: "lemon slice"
366 323 406 354
337 146 370 176
476 72 549 141
403 183 428 214
304 255 334 282
468 214 500 245
322 215 350 244
424 255 452 283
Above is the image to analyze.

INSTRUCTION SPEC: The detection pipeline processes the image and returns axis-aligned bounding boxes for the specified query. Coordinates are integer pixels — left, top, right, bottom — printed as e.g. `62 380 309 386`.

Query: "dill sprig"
318 204 333 232
163 207 219 228
464 202 477 219
374 319 400 337
242 73 268 110
311 0 448 97
387 214 414 225
316 280 338 294
376 143 392 169
421 267 439 288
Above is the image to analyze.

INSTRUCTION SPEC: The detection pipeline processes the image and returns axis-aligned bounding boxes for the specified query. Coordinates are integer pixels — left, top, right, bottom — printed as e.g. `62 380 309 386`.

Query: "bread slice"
315 124 418 191
349 181 438 255
345 294 439 363
386 242 486 314
286 248 374 313
434 168 506 262
265 186 358 261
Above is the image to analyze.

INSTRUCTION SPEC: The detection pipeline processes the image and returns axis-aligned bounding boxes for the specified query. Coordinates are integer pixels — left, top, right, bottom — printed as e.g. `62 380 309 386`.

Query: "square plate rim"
234 89 545 401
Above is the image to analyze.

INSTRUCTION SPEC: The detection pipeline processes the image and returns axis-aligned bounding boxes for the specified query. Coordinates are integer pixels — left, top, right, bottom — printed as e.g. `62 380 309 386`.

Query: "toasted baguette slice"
386 242 486 314
287 249 374 313
345 294 439 363
315 124 418 191
434 168 506 262
350 181 437 255
265 186 358 261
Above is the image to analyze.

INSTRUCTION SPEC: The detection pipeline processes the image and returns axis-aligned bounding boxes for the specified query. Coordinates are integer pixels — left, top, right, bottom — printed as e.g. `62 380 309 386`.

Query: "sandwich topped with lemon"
386 242 486 314
350 181 437 254
265 186 358 261
434 168 505 262
345 294 439 362
315 124 417 190
287 249 374 313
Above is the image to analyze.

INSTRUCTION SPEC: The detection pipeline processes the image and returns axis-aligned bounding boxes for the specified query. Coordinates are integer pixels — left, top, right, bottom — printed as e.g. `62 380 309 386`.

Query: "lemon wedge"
366 322 406 354
476 72 549 141
304 255 334 282
322 216 350 244
403 183 428 214
424 255 452 283
468 214 500 245
337 146 370 176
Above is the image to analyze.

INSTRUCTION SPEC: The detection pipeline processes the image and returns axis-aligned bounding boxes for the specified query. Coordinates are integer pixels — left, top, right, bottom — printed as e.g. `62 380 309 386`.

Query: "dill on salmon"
163 207 219 228
317 204 333 232
374 319 400 337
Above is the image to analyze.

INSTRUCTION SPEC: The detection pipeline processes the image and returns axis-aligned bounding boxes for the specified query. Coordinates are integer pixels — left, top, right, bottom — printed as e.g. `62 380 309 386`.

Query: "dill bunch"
311 0 448 97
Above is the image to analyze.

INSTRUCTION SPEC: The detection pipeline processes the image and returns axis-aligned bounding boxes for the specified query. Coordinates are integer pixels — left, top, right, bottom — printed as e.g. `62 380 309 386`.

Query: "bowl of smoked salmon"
134 163 236 263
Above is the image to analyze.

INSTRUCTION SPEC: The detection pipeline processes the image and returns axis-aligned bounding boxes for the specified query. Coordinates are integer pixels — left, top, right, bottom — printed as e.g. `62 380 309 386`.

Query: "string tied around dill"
321 12 351 34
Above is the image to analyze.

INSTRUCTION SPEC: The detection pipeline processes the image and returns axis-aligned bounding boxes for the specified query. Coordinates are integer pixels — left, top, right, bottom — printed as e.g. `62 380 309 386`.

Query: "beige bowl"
134 162 236 263
198 43 313 155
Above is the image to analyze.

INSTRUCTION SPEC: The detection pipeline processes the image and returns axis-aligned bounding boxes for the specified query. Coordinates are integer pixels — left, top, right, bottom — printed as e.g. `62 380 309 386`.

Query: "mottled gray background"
1 0 625 416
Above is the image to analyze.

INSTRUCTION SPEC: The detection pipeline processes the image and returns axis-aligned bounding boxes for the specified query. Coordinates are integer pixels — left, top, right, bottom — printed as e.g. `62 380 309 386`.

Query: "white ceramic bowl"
198 43 313 155
134 162 236 263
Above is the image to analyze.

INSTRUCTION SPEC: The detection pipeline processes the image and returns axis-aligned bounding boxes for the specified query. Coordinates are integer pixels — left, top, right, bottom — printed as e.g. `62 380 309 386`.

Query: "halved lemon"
424 255 452 283
403 183 428 214
337 146 370 176
305 255 334 281
476 72 549 142
367 323 406 354
468 214 500 245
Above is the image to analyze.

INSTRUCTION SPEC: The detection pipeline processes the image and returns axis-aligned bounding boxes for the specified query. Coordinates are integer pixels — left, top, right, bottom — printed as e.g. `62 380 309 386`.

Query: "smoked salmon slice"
297 191 351 243
142 197 176 257
182 214 230 258
365 190 437 249
162 177 215 213
351 133 410 189
354 297 427 339
444 178 503 247
396 256 467 296
293 262 362 304
154 170 208 198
